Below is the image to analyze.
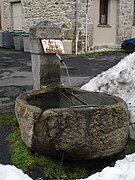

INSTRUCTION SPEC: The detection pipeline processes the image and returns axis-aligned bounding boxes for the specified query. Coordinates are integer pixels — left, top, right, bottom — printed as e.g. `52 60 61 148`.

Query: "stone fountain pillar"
29 21 62 89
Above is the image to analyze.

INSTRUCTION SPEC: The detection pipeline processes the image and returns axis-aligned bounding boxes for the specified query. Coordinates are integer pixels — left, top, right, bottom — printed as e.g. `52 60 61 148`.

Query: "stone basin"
15 87 129 161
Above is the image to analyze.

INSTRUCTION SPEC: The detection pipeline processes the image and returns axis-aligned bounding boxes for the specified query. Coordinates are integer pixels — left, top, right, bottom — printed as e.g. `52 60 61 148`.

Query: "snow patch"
81 52 135 139
0 164 32 180
77 153 135 180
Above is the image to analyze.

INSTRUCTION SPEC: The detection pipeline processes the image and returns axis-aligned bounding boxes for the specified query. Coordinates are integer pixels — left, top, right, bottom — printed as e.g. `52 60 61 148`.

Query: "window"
12 2 22 30
99 0 108 25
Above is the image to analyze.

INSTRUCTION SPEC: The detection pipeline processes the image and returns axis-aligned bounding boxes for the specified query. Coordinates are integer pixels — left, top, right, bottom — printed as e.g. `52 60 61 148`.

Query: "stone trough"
15 21 129 161
15 87 129 161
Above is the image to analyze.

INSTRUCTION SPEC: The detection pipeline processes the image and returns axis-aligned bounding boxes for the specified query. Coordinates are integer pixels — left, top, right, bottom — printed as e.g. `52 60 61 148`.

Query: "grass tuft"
80 50 125 59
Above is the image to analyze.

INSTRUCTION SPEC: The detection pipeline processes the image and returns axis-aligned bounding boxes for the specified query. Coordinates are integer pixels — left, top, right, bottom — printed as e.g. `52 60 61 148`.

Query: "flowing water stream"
56 53 72 88
62 61 72 88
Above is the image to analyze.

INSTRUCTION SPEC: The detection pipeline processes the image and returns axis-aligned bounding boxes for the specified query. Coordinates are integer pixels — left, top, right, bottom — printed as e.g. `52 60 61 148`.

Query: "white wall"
93 0 117 48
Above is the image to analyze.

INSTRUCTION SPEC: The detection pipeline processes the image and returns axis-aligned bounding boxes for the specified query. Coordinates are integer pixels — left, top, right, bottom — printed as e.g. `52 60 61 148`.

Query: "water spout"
56 53 63 63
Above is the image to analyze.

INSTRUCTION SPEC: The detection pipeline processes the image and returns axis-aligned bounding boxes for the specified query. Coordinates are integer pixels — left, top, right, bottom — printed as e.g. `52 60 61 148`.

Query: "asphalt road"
0 48 126 114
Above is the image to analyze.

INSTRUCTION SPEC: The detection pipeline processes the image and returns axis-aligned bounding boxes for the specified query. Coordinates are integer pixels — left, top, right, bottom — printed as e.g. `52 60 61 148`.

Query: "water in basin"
28 88 117 111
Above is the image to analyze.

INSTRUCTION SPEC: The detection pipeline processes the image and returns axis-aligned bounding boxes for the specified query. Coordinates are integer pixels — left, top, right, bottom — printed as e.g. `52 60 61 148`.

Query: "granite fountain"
15 21 129 161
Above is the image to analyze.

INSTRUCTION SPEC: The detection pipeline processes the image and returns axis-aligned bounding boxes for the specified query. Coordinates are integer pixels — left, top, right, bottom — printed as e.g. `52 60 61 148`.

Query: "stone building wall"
1 0 12 30
117 0 133 44
2 0 135 52
2 0 93 52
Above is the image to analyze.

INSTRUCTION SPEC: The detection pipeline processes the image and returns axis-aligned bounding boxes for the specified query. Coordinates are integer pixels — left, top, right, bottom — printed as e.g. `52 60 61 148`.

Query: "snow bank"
0 164 32 180
81 52 135 101
81 52 135 139
78 153 135 180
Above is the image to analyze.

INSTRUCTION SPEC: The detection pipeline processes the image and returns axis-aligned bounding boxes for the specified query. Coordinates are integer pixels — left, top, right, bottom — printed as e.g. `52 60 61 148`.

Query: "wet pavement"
0 48 126 114
0 48 32 113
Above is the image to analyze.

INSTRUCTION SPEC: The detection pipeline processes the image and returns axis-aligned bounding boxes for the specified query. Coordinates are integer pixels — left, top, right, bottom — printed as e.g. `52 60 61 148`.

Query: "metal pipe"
64 89 88 105
56 53 63 63
85 13 88 53
75 0 79 55
70 105 100 108
85 0 89 53
59 90 76 106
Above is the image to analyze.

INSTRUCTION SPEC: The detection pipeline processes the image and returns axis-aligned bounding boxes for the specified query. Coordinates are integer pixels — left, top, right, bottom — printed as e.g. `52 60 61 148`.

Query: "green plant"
124 137 135 155
80 50 125 59
80 51 104 58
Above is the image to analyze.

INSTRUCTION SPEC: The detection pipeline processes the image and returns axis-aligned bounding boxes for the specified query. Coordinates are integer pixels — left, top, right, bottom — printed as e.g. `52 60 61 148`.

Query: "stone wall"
2 0 135 52
117 0 133 44
2 0 93 52
2 0 12 30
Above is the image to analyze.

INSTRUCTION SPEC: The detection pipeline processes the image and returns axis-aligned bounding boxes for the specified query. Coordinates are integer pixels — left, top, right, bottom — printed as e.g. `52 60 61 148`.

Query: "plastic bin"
0 30 4 47
3 31 14 49
12 32 24 50
22 33 30 52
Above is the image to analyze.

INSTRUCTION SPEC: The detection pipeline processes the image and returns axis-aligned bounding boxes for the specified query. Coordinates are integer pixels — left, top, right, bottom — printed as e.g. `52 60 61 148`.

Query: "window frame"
99 0 109 25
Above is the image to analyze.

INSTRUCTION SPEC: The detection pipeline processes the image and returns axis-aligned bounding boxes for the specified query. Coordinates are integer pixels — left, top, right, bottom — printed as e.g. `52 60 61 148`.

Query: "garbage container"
0 30 4 47
22 33 30 52
12 32 24 50
2 31 14 49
